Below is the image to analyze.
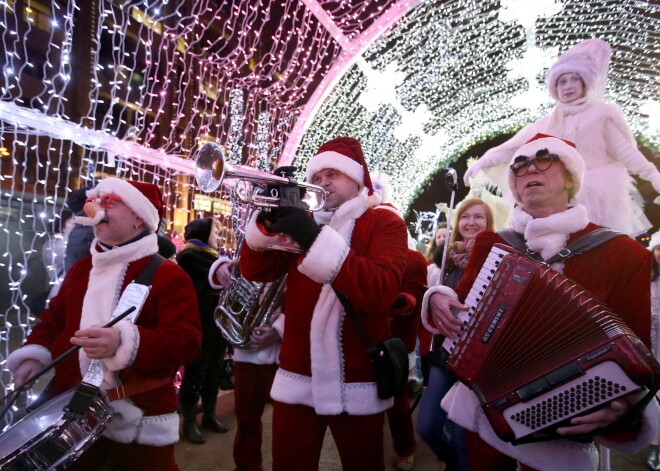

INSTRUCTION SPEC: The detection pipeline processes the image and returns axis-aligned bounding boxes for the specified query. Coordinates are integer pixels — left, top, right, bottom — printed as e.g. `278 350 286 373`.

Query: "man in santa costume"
239 137 409 470
208 258 285 471
7 178 202 470
372 170 428 471
424 134 660 471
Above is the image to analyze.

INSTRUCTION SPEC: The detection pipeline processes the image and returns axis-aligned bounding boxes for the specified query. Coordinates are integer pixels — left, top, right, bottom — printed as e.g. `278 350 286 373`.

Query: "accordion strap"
498 227 625 265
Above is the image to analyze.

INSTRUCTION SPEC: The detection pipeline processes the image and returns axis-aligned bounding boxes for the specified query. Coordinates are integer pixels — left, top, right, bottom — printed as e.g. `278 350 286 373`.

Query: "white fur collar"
313 188 379 231
510 205 589 262
79 234 158 379
544 97 589 136
90 233 158 270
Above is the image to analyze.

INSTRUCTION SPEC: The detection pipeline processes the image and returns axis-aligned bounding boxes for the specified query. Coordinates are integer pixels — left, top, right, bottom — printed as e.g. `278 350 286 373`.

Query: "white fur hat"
508 133 585 204
86 178 163 232
547 38 611 102
649 231 660 251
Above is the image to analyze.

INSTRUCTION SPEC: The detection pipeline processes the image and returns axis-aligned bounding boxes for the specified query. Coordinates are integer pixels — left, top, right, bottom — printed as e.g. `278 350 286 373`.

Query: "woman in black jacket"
177 217 230 444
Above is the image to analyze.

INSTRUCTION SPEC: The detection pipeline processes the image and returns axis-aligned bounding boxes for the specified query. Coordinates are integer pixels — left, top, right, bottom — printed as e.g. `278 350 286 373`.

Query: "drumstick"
0 306 137 404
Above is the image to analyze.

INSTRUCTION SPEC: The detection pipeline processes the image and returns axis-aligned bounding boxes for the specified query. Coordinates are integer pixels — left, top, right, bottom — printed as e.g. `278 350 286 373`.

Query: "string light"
0 0 658 428
295 0 660 214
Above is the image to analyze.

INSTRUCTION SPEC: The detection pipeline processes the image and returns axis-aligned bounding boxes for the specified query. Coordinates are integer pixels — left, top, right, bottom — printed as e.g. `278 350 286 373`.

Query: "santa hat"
649 231 660 252
547 38 611 102
371 170 391 204
85 177 164 232
508 133 585 204
306 137 375 196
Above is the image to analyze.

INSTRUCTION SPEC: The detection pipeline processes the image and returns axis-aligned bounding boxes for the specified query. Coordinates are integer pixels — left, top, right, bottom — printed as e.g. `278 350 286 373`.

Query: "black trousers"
179 330 229 407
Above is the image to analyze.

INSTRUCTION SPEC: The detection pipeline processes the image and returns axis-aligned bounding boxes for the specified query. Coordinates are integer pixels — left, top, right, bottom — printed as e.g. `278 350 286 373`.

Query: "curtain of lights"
0 0 658 427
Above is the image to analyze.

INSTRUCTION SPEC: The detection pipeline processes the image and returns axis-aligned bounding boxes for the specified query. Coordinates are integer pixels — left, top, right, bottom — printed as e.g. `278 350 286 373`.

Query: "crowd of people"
4 37 660 471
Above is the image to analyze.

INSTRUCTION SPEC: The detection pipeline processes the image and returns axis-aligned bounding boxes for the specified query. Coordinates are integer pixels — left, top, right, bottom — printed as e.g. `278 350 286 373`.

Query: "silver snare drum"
0 388 112 470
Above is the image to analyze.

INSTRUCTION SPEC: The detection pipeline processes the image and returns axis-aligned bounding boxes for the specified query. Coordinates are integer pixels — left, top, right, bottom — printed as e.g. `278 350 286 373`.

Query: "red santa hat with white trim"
508 133 585 204
305 137 380 205
78 177 164 232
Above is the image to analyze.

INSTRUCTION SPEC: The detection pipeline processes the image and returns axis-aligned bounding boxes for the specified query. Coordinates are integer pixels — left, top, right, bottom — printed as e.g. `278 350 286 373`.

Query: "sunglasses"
510 154 559 177
85 194 123 208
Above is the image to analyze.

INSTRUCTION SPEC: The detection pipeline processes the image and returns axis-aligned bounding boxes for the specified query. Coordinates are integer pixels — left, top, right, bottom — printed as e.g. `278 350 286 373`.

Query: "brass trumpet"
195 142 326 211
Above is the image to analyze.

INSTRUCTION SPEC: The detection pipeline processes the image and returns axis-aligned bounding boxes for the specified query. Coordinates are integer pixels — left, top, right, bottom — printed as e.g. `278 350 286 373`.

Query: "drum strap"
66 254 165 416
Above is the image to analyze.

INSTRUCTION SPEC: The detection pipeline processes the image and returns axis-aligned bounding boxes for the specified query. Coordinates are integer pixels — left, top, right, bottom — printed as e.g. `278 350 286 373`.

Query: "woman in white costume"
464 38 659 236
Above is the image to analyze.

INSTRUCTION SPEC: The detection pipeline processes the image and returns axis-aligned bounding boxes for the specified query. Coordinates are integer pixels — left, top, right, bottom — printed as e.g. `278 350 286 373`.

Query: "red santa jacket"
454 224 651 348
391 249 428 352
9 239 201 445
240 202 408 415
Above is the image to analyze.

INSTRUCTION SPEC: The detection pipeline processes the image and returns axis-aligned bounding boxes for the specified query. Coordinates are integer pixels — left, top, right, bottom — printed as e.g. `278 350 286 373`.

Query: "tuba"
212 205 287 348
194 142 325 347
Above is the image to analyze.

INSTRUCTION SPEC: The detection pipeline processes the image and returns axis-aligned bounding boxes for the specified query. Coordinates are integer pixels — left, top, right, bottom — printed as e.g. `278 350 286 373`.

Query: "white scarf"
308 191 377 414
543 97 589 138
79 234 158 380
509 205 590 271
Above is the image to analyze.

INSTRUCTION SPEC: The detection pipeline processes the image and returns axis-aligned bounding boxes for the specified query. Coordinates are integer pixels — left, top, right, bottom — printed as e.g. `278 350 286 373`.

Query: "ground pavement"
174 390 651 471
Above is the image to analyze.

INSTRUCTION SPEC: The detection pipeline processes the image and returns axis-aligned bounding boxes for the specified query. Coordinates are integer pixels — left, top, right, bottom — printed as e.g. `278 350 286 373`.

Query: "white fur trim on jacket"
270 367 393 415
208 256 232 289
6 343 52 373
275 192 394 415
596 398 660 454
78 234 157 382
103 399 179 446
245 210 280 251
305 151 365 188
510 205 590 271
298 226 349 284
234 313 284 365
421 285 458 335
442 382 600 470
442 380 659 470
103 320 139 372
86 178 160 232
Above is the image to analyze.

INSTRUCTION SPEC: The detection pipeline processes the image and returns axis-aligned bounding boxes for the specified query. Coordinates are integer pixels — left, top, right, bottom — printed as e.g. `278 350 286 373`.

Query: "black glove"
258 208 278 225
270 206 321 251
392 294 407 309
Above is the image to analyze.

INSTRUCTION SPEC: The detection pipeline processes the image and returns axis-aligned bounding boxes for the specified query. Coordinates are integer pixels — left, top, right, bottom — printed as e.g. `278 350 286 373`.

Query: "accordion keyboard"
442 245 509 354
504 360 639 438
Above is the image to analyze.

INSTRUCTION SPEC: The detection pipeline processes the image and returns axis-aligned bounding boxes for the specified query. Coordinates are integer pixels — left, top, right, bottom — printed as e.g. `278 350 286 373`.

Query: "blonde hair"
448 198 495 246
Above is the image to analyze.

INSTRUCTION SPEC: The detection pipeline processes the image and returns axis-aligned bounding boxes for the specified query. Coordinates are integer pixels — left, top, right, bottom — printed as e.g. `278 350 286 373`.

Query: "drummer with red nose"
7 178 201 470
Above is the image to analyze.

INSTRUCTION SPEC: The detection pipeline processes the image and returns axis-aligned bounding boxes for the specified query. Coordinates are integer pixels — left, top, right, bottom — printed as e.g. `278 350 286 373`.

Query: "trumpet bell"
195 142 226 192
194 141 327 211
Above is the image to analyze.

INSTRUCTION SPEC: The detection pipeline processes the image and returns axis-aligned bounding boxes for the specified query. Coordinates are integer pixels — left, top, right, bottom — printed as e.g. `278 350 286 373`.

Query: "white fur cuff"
298 226 349 284
208 257 232 289
245 210 278 251
6 344 52 373
421 285 458 335
270 368 314 407
103 321 139 371
135 412 180 446
596 395 660 453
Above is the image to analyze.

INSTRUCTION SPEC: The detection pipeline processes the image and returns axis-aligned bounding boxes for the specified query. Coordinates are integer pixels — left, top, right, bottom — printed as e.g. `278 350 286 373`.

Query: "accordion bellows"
444 244 660 444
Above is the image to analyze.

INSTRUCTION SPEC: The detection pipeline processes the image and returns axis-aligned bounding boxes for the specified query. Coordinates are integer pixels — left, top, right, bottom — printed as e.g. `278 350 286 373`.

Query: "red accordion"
443 244 660 444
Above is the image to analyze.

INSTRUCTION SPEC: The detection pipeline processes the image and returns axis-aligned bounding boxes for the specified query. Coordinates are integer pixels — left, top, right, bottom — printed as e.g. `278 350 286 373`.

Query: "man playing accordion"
423 133 660 471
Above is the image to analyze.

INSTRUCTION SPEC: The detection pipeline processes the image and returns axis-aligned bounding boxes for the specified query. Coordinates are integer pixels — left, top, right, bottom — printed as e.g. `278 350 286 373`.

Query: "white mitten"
463 158 485 185
208 257 237 289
